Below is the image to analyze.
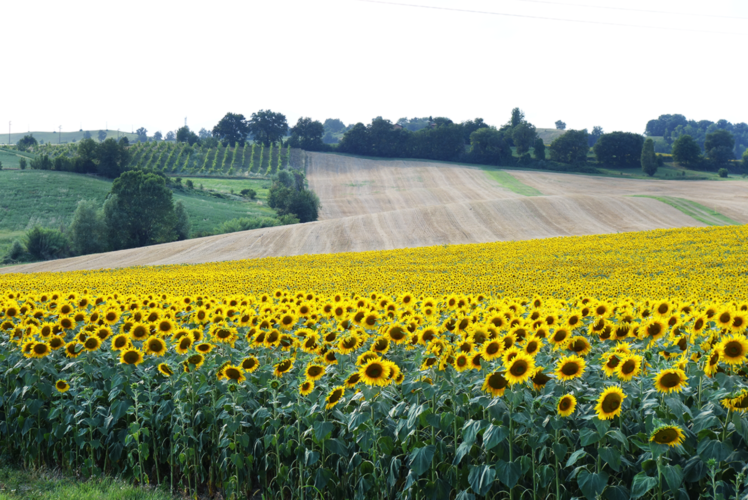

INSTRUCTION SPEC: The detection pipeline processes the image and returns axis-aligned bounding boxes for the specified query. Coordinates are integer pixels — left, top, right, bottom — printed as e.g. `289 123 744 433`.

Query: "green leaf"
598 447 621 472
566 449 587 468
552 443 567 459
577 470 608 499
607 429 629 450
388 457 401 488
483 424 508 451
314 421 334 441
662 464 683 495
462 419 487 445
455 491 475 500
692 410 720 434
468 465 496 496
231 452 243 468
453 441 472 466
326 438 348 456
580 429 602 446
630 472 657 499
697 438 731 462
496 460 521 489
538 465 554 487
305 449 320 467
314 467 333 489
409 445 435 476
604 485 629 500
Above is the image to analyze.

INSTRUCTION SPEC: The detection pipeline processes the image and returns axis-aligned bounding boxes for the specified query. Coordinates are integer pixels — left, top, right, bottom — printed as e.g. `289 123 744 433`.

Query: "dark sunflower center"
602 395 621 413
486 343 499 355
726 342 743 357
571 340 587 352
561 363 580 376
308 366 323 377
527 342 538 354
226 368 241 380
553 332 567 342
559 399 571 410
660 373 681 388
489 373 507 389
657 304 669 314
34 343 48 354
511 361 527 376
243 359 256 370
607 356 620 368
278 361 292 372
124 351 139 364
390 327 406 340
720 312 731 323
654 429 677 443
328 390 343 403
85 339 98 349
457 357 467 367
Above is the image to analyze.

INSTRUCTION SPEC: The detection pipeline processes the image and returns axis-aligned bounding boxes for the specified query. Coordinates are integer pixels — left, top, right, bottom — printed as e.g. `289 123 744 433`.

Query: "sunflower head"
653 368 688 394
325 386 345 410
273 358 294 378
716 335 748 365
120 348 144 366
305 364 326 381
158 363 174 377
359 359 391 386
555 355 586 382
482 371 508 397
55 379 70 393
300 380 314 396
241 356 260 373
504 353 535 385
649 425 685 447
594 386 626 420
557 394 576 417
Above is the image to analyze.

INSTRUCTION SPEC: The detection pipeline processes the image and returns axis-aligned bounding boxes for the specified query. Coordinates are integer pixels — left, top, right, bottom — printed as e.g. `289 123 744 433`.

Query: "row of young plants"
2 293 748 499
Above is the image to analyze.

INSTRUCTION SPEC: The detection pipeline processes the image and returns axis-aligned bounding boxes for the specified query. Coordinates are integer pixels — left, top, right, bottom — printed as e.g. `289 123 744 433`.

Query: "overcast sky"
3 0 747 138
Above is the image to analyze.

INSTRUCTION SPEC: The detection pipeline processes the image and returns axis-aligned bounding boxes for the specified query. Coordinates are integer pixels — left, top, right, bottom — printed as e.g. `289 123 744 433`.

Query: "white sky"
3 0 747 137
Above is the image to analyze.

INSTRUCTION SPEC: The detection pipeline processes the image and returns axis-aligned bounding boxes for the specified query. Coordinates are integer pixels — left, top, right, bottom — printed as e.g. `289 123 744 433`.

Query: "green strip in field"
634 195 741 226
484 169 543 196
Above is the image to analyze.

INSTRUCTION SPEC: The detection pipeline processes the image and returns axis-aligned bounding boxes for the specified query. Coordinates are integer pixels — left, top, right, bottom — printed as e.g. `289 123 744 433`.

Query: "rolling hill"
4 152 746 274
1 130 139 145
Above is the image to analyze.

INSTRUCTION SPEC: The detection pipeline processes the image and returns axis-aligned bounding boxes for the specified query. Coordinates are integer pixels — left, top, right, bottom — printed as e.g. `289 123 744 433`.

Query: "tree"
153 131 163 141
0 159 3 170
83 131 93 140
718 168 728 178
704 129 735 165
338 123 369 155
212 112 251 147
289 117 326 151
19 158 27 170
165 131 176 141
743 148 748 169
268 183 320 223
248 110 288 146
176 126 200 145
549 130 589 164
534 138 545 160
104 170 179 250
96 138 130 178
119 137 129 147
512 122 537 156
174 201 191 240
468 127 513 165
69 200 108 255
641 138 657 176
25 226 70 260
593 132 644 167
460 118 488 144
671 135 702 167
555 120 566 130
198 128 212 139
30 154 52 170
509 108 525 127
136 127 148 143
75 138 99 173
588 126 604 147
98 130 107 142
323 118 346 133
17 134 38 151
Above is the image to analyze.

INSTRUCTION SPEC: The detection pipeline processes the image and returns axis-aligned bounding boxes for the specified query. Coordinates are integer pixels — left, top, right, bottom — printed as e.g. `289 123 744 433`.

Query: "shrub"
69 200 108 256
533 138 545 160
25 226 70 261
19 158 27 170
185 179 194 189
240 188 257 199
549 130 589 164
4 239 27 263
213 216 282 235
718 168 728 178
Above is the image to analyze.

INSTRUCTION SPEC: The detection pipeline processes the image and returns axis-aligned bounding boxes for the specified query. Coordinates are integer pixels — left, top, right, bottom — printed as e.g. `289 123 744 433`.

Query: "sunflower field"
1 225 748 500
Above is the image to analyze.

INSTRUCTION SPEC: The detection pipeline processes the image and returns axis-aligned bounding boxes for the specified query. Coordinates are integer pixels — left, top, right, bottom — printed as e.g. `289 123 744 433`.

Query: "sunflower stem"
508 398 514 500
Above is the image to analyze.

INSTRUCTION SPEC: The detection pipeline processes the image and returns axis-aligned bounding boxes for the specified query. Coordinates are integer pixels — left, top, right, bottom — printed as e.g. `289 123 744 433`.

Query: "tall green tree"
176 126 200 145
704 129 735 165
174 201 191 240
641 138 657 176
104 170 178 250
510 108 525 127
135 127 148 143
555 120 566 130
593 132 644 167
69 200 108 255
16 134 38 151
671 134 702 167
98 130 107 142
96 138 130 178
512 122 537 156
248 110 288 146
468 127 513 165
549 130 589 164
534 138 545 160
289 117 326 151
212 112 251 147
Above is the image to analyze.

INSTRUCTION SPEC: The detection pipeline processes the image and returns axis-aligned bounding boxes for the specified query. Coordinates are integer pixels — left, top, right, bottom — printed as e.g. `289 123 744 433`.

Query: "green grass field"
178 176 273 200
0 170 277 255
485 170 543 196
0 467 174 500
632 195 741 226
0 130 138 146
0 149 36 169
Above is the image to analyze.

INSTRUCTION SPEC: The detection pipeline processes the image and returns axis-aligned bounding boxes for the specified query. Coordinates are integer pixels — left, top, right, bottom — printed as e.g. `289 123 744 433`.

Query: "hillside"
4 152 746 274
1 130 139 145
536 128 567 144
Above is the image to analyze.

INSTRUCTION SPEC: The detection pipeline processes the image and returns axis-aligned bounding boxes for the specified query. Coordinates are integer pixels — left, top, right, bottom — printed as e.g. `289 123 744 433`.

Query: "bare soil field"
5 153 746 274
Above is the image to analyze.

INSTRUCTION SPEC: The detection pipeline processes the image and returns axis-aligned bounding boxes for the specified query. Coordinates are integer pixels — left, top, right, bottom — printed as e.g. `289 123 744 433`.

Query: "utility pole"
185 117 187 127
59 126 61 145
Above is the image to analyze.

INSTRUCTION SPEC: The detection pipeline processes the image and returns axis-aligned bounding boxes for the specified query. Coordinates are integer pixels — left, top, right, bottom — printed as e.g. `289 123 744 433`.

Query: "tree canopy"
177 126 200 145
555 120 566 130
212 112 251 147
549 130 589 164
248 110 288 146
672 135 702 167
704 129 735 165
641 138 657 176
16 134 38 151
289 117 326 151
593 132 644 167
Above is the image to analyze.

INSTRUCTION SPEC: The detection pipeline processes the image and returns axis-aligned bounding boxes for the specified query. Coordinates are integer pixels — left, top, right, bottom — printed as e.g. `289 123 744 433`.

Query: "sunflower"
241 356 260 373
144 336 168 356
640 320 667 342
65 341 84 358
654 368 688 394
278 312 298 330
325 386 345 410
387 361 403 384
155 318 175 336
531 367 552 390
174 336 193 355
716 308 733 329
129 322 150 341
211 325 237 345
338 334 361 354
55 379 70 393
601 353 621 377
549 328 571 348
482 371 508 397
594 386 626 420
120 348 144 366
566 336 592 356
715 335 748 365
183 354 205 372
504 353 535 385
359 358 392 386
344 372 361 388
83 336 102 352
195 343 214 354
49 336 65 350
222 365 246 383
721 390 748 413
554 355 585 382
386 324 409 344
704 351 720 378
649 425 685 447
299 380 314 396
371 337 390 354
356 351 380 366
158 363 174 377
615 354 642 381
305 364 326 381
27 341 51 358
691 315 707 335
481 340 503 361
273 359 294 378
523 335 543 356
454 353 470 372
557 394 576 417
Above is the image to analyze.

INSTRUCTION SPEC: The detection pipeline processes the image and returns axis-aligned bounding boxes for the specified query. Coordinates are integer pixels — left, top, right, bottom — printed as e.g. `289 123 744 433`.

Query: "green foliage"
510 107 525 127
174 201 191 240
176 126 200 146
69 200 108 256
268 175 320 223
212 112 250 147
640 138 657 177
705 129 735 165
19 157 27 170
30 154 53 170
718 168 728 178
593 132 645 167
511 122 537 156
213 216 284 235
672 134 702 168
3 239 26 263
554 120 566 130
549 130 589 164
323 118 346 133
240 188 256 199
248 109 288 146
104 171 178 250
289 117 326 151
24 226 70 260
16 134 38 152
533 138 545 160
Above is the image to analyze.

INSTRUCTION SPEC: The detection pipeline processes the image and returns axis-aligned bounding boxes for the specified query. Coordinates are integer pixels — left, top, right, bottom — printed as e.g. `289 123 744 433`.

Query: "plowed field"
5 153 746 273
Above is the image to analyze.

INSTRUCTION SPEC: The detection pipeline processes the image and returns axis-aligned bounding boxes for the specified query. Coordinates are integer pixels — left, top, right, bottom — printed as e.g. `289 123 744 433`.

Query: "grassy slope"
0 149 36 169
485 170 542 196
0 467 174 500
632 195 740 226
1 130 139 146
0 170 276 254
